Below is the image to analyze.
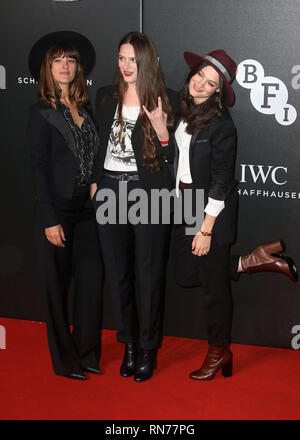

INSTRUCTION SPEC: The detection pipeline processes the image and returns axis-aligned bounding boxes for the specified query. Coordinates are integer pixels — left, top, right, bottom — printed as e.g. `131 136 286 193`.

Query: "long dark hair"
117 32 174 171
38 42 88 109
180 62 223 134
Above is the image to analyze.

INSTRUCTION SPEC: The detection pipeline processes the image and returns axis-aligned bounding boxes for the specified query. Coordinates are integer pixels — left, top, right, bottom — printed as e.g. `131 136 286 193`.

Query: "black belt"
103 170 140 182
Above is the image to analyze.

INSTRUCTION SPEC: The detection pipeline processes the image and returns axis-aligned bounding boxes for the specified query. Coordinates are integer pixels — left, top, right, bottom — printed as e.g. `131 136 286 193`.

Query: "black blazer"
92 85 179 192
27 100 97 228
174 108 239 246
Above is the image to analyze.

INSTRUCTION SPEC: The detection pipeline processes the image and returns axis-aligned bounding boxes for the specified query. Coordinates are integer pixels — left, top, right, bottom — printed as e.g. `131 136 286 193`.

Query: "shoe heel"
221 360 233 378
271 253 298 281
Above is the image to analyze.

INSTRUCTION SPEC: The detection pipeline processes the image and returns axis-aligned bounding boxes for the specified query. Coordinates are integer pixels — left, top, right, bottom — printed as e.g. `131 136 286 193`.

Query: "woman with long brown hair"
91 31 178 382
28 31 104 380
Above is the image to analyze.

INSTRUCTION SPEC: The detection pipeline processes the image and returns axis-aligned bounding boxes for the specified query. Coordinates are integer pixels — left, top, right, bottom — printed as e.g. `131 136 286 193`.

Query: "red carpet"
0 317 299 420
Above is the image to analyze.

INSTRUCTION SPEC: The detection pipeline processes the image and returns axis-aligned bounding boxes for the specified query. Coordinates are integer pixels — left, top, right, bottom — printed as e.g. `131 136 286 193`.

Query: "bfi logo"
0 325 6 349
0 65 6 90
240 164 287 185
236 59 297 126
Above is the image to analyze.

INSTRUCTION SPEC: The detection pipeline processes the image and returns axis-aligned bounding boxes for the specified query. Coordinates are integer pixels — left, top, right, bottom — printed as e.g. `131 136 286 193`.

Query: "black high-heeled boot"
134 348 157 382
120 343 138 377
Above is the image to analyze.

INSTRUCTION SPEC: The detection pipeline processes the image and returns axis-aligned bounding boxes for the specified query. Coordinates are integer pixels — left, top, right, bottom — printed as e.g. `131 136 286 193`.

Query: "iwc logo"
238 163 300 200
240 165 287 186
236 59 297 126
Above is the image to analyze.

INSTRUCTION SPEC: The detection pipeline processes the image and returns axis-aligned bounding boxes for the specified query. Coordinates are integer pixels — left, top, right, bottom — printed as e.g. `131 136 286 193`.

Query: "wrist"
157 129 169 142
201 215 215 233
201 231 212 236
197 230 212 236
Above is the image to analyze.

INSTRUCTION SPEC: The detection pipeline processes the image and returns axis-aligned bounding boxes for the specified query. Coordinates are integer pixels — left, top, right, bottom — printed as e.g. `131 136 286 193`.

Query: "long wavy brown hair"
117 32 174 171
38 42 88 110
180 62 224 134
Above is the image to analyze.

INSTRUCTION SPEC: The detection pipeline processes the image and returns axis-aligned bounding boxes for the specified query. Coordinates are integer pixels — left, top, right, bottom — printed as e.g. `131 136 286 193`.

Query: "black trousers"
94 176 171 350
35 186 104 375
172 207 240 347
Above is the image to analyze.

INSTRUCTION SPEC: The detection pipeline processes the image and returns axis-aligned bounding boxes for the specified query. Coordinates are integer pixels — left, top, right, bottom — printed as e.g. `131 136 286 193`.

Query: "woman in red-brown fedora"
145 48 297 381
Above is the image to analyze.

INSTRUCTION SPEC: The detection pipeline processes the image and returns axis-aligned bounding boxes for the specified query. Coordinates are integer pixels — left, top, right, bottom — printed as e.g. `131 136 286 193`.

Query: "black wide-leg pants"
172 204 240 347
94 176 171 350
35 186 104 375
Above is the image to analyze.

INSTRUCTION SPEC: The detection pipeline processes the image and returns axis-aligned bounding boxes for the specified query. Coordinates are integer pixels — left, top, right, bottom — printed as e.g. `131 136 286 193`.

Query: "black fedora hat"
184 49 237 106
29 30 96 81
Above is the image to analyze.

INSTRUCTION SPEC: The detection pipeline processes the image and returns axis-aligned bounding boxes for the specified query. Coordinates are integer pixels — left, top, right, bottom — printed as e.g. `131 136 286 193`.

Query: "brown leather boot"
189 345 233 380
241 240 297 281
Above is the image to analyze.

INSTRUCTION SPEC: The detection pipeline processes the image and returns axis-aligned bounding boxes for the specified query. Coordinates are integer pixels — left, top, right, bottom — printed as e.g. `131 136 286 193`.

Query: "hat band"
204 55 231 82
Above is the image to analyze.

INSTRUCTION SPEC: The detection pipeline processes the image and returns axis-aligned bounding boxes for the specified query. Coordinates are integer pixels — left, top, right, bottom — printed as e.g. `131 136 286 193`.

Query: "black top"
61 103 98 186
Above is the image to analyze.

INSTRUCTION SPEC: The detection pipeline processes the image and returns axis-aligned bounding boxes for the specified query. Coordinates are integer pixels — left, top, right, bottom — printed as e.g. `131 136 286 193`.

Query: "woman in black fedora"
144 48 297 381
27 31 104 380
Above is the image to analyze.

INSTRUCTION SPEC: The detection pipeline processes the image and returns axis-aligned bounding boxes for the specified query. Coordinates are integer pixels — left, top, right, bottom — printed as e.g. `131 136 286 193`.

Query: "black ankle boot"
120 343 138 377
134 348 157 382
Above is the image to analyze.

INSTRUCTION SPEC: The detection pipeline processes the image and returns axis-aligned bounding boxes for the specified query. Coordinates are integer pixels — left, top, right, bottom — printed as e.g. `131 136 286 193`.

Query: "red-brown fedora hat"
29 30 96 81
184 49 237 106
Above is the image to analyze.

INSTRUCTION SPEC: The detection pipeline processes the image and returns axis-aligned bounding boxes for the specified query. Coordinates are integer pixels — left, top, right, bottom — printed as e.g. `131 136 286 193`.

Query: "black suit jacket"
174 108 239 246
27 100 97 228
92 85 179 191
